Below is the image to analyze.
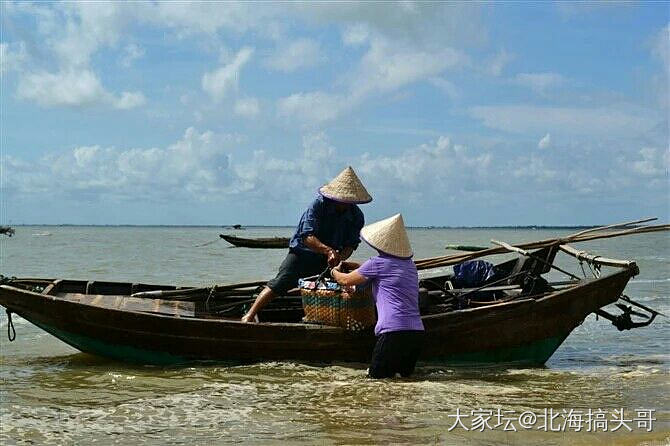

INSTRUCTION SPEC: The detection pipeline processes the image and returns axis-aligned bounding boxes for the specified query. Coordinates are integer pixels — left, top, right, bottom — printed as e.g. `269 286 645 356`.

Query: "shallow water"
1 226 668 444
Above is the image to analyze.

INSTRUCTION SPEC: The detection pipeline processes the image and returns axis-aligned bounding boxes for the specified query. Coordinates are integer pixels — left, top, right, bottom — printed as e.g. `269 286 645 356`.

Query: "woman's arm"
338 260 361 271
331 267 367 286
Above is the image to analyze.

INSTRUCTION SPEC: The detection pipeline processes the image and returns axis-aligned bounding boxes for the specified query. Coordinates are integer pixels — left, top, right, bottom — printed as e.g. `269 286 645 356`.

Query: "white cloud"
469 105 655 137
342 24 370 46
538 133 551 149
629 147 670 177
144 2 269 35
4 3 146 110
234 97 260 118
353 38 467 96
16 69 145 109
17 69 107 107
277 92 351 124
278 36 468 124
115 91 146 109
512 155 557 182
202 47 254 102
651 24 670 69
6 127 239 202
514 72 565 94
429 77 459 99
486 49 513 76
265 38 325 72
119 43 145 67
0 41 28 74
295 3 486 49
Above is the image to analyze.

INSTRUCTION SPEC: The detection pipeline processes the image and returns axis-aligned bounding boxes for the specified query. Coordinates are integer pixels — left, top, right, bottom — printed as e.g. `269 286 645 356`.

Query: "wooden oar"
445 245 488 252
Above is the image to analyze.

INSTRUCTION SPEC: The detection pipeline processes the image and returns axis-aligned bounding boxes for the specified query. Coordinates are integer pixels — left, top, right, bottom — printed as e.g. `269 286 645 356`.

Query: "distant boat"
220 234 289 249
0 226 15 237
232 224 243 230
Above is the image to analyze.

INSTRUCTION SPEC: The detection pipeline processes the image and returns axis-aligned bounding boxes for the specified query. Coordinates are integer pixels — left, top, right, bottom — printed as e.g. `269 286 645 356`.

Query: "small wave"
32 232 52 236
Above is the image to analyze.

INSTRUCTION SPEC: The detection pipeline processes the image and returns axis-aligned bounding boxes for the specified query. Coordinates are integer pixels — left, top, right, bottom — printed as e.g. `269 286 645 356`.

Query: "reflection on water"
1 227 669 444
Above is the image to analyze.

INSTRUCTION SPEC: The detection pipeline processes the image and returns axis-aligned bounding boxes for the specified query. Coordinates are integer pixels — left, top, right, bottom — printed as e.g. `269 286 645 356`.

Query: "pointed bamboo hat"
319 166 372 204
360 213 413 258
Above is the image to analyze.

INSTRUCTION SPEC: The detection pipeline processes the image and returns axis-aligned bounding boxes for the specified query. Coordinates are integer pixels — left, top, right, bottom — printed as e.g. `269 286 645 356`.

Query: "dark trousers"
266 250 328 295
368 330 424 379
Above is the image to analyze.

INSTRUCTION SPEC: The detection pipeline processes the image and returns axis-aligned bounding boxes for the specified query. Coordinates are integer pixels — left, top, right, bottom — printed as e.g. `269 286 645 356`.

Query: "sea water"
0 226 668 445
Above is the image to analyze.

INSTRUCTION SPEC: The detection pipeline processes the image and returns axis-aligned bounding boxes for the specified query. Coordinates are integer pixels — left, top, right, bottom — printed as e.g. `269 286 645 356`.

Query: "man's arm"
339 246 355 261
304 235 340 266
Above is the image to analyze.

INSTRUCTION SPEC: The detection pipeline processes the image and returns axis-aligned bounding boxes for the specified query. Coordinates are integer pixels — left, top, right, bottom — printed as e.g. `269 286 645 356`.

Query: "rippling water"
1 226 668 444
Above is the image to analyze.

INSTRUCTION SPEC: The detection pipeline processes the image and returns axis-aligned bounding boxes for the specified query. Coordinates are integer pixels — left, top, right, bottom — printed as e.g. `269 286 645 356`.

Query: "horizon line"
1 223 629 230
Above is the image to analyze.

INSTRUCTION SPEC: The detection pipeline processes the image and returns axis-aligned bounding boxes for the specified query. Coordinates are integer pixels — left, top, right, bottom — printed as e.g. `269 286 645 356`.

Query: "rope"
193 238 221 247
6 310 16 342
205 283 217 308
579 260 587 278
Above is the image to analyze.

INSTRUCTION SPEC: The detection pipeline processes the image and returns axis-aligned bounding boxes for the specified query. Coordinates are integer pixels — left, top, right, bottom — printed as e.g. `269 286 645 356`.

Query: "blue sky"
1 1 668 226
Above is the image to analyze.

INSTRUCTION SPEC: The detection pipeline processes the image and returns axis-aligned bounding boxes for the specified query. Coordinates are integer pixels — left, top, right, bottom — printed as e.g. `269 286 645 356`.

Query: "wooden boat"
0 239 660 366
220 234 289 249
0 226 15 237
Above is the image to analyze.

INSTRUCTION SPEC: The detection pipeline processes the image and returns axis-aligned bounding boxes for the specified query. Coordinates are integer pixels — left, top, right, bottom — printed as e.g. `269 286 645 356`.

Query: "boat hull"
0 269 633 366
220 234 289 249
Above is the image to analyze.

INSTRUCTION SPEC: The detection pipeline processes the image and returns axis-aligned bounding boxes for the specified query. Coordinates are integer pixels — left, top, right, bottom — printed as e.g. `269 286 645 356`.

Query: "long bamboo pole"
416 223 669 270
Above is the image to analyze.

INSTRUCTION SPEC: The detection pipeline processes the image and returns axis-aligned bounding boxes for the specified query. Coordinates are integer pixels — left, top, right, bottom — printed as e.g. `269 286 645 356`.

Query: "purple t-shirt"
357 254 424 336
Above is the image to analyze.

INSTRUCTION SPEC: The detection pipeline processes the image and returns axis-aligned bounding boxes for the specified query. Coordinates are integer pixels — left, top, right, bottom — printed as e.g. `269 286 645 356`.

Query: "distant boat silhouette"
0 226 15 237
219 234 289 249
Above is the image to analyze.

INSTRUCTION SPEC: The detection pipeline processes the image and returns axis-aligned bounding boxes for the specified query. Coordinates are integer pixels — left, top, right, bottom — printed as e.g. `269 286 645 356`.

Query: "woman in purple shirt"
331 214 424 379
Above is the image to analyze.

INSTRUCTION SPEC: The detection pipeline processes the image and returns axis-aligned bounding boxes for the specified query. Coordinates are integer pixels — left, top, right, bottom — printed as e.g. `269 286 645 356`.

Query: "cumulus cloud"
4 127 240 202
234 97 260 118
514 72 565 94
4 2 147 109
0 41 28 74
342 24 370 46
4 127 667 223
353 38 467 96
429 77 460 99
486 49 513 76
469 104 655 137
119 43 145 67
651 24 670 69
265 38 325 72
629 147 670 177
295 2 485 49
16 69 145 109
538 133 551 149
278 36 468 124
202 47 254 102
277 92 351 124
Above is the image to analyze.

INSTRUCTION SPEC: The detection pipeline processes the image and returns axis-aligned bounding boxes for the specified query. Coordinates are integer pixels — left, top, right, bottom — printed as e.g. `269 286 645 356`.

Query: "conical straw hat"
360 213 413 258
319 166 372 204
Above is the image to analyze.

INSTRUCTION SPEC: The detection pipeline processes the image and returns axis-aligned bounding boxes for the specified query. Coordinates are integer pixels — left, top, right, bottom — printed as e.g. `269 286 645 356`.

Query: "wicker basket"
298 278 375 331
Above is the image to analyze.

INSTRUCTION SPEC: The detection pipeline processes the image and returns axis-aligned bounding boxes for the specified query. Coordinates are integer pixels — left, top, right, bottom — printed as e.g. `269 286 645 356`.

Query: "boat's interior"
3 246 588 325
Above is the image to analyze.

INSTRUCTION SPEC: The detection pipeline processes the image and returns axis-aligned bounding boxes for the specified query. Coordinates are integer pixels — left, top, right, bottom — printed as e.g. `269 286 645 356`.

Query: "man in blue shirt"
242 166 372 323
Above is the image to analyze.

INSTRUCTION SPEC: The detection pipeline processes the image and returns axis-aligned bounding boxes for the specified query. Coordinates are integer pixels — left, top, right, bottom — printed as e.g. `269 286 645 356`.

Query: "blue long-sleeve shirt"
289 195 364 256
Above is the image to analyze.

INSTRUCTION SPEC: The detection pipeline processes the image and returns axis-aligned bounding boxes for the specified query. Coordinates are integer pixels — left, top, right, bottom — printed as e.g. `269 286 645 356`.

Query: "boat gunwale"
0 267 632 326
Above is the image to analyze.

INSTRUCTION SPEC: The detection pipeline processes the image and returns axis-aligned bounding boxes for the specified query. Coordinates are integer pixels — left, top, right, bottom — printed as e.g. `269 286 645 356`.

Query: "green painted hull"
35 319 566 367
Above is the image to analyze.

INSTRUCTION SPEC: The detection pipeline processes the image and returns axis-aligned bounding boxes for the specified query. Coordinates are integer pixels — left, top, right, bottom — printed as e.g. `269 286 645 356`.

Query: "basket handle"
316 267 332 287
